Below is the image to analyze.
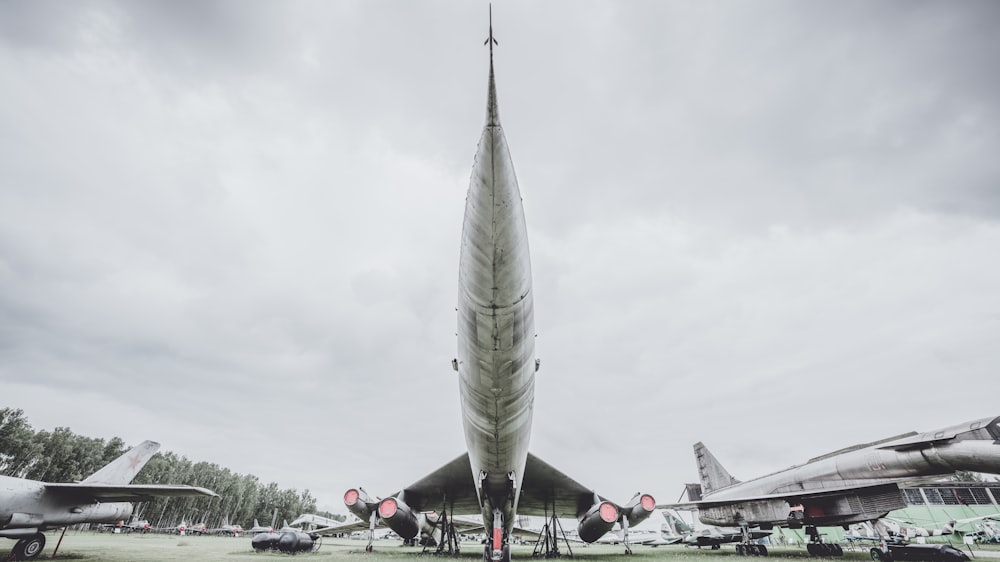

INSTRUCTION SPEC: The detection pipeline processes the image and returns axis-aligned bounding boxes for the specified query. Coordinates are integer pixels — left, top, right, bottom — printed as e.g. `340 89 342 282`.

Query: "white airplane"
311 12 655 561
596 510 684 546
0 440 216 560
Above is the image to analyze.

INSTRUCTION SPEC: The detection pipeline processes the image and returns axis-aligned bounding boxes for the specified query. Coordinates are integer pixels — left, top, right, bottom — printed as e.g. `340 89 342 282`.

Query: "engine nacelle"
378 496 419 540
344 488 378 523
619 493 656 526
577 501 619 543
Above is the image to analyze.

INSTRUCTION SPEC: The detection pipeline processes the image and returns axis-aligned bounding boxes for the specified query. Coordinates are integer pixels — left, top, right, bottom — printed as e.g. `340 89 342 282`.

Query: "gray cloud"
1 0 998 512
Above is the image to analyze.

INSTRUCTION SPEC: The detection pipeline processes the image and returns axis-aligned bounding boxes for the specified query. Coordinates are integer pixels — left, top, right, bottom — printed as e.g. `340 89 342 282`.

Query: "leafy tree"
0 408 40 477
0 409 340 528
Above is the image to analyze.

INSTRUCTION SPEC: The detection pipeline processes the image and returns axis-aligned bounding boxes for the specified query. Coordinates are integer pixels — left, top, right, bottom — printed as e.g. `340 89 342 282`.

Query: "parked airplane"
177 521 207 535
289 513 346 530
682 526 773 552
0 440 216 560
311 13 655 562
205 516 243 536
660 416 1000 557
248 518 274 535
97 516 150 534
596 511 684 547
845 518 955 545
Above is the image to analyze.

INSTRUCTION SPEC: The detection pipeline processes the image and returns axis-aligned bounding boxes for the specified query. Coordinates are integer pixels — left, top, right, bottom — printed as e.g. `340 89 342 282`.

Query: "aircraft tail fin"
82 440 160 485
693 442 739 495
662 510 695 535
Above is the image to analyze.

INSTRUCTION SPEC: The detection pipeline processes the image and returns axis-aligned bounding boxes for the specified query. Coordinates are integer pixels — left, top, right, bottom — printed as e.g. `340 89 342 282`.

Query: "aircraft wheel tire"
365 544 373 553
870 548 892 562
832 544 843 556
736 544 745 555
758 545 768 557
13 533 46 560
711 544 721 550
501 545 511 562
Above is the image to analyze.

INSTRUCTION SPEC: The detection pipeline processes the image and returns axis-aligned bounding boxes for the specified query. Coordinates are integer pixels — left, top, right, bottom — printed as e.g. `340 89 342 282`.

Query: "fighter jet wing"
44 483 217 502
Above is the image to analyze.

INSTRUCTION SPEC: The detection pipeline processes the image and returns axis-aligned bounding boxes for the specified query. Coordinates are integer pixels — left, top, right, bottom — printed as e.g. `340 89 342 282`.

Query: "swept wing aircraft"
660 416 1000 557
0 440 216 560
313 15 655 561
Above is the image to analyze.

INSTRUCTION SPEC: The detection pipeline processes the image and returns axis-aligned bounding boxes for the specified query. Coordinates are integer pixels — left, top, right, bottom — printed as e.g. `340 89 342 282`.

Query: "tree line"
0 408 344 530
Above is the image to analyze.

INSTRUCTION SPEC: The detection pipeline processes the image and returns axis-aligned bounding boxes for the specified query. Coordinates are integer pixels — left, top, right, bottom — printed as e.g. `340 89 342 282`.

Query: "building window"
968 488 991 505
903 489 925 505
923 488 945 505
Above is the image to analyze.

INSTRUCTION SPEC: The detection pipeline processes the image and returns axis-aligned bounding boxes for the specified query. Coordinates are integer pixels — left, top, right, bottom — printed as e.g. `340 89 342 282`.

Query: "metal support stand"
51 527 68 559
430 499 460 556
622 515 632 555
532 504 573 558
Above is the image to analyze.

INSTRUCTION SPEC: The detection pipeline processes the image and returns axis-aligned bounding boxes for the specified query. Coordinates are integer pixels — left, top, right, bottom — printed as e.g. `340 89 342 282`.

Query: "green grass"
18 532 998 562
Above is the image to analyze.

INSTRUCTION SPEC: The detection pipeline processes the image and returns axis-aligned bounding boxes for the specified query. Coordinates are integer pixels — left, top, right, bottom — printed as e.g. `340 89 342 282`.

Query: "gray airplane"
661 416 1000 557
0 440 216 560
312 14 655 561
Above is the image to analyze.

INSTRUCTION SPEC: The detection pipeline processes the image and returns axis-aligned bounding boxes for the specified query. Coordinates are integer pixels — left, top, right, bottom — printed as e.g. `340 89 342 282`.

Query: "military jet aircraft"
844 518 956 545
311 13 655 562
204 516 243 536
97 515 150 534
660 416 1000 557
0 440 216 560
248 518 274 535
682 526 773 552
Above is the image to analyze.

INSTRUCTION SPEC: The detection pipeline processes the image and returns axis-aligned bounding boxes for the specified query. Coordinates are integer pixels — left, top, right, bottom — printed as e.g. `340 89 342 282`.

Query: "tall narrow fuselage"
457 61 535 531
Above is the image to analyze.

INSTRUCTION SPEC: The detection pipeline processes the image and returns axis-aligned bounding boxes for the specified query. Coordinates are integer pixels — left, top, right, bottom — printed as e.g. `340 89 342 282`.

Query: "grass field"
10 532 998 562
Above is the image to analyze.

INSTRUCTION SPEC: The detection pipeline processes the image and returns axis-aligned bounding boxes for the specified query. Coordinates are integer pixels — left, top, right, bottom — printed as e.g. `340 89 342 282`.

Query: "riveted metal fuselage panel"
457 96 535 531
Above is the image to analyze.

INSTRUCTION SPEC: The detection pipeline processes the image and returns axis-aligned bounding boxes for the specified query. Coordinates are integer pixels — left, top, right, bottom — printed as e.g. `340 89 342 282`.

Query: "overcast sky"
1 1 998 516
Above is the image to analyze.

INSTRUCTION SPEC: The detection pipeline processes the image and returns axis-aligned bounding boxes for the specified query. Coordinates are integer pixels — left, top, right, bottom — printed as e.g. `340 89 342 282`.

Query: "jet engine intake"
619 493 656 526
577 501 619 543
378 497 419 540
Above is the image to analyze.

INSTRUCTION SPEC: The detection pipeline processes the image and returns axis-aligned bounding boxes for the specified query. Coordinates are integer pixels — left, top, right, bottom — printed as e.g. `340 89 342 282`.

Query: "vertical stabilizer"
693 442 740 495
82 440 160 484
662 510 695 535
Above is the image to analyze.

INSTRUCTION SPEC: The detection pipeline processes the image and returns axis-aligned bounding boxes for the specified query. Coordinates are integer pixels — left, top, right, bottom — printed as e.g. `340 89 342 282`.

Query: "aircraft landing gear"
735 521 768 556
734 542 763 554
364 510 376 553
869 547 892 562
804 526 843 557
12 533 46 560
483 544 510 562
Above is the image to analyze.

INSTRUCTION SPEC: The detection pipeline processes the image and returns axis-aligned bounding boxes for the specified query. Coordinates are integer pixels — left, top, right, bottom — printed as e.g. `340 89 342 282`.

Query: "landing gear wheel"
312 536 323 553
831 544 843 556
483 545 491 562
501 545 511 562
737 544 745 555
365 544 374 553
711 544 721 550
870 548 892 562
12 534 45 560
